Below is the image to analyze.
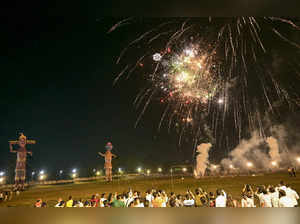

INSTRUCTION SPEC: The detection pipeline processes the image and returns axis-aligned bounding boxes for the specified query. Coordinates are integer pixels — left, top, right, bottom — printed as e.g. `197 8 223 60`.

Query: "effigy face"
105 142 113 151
18 138 26 148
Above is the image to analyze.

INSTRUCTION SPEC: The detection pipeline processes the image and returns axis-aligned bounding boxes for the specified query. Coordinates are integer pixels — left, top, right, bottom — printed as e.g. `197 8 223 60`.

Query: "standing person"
291 167 296 177
183 194 195 207
261 189 272 207
279 190 294 207
215 189 227 207
98 142 117 182
288 167 292 177
285 184 299 207
269 187 279 207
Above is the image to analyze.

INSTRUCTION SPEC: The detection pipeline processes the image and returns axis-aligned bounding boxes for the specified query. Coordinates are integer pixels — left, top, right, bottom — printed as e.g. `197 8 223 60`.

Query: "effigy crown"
19 133 27 141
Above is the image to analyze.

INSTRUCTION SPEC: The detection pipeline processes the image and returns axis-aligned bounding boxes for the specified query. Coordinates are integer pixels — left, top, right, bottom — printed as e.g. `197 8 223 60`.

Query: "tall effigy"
98 142 117 182
9 133 36 190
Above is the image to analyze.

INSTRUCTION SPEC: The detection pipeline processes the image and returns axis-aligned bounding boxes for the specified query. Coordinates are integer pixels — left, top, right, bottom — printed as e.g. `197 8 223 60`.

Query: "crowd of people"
31 180 299 208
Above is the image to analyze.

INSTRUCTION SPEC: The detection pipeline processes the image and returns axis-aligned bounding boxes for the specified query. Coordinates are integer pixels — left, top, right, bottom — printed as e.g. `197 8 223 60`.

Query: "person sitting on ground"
175 194 184 207
208 192 216 207
152 192 163 208
84 200 91 207
279 190 294 207
111 195 126 208
133 197 144 207
215 189 227 207
34 199 42 208
66 196 74 208
183 194 195 207
144 199 150 208
226 194 238 207
145 190 154 207
55 198 64 208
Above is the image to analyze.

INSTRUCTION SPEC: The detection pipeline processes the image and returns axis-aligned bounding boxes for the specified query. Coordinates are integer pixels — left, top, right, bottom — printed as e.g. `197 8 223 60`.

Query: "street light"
229 165 234 169
0 172 5 177
96 171 101 176
39 175 45 180
59 170 63 174
182 167 187 172
146 169 151 175
137 167 142 173
0 177 5 184
297 157 300 164
158 168 162 173
72 169 77 173
40 170 44 175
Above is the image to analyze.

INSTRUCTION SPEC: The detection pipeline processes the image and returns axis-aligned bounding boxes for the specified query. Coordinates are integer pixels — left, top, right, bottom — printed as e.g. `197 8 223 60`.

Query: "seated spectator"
183 194 195 207
66 196 73 208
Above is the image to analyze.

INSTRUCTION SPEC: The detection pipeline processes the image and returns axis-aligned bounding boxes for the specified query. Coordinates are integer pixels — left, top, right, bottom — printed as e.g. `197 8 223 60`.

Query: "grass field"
1 172 299 207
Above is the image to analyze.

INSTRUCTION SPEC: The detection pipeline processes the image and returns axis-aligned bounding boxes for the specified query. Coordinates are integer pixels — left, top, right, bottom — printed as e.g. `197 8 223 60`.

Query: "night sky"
1 5 195 177
2 3 300 180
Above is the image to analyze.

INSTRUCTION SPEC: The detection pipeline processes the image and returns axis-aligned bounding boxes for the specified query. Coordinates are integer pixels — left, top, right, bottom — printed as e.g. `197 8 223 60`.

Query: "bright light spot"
271 161 277 166
32 172 35 175
0 178 4 183
176 72 189 82
158 168 162 172
146 169 151 174
247 162 253 168
40 170 44 175
118 168 123 173
72 173 77 178
186 117 193 123
137 167 142 173
96 171 101 176
182 167 187 172
297 157 300 163
0 172 4 176
153 53 162 62
229 165 234 169
39 175 45 180
72 169 77 173
218 98 224 104
212 165 217 170
59 170 63 174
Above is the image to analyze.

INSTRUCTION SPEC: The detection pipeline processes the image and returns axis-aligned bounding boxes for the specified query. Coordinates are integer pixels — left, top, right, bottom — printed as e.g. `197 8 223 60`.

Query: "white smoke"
266 136 281 165
219 126 298 173
194 143 212 178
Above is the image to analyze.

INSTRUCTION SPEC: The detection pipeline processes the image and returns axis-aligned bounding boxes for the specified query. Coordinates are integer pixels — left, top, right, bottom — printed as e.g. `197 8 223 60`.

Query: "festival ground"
1 172 299 207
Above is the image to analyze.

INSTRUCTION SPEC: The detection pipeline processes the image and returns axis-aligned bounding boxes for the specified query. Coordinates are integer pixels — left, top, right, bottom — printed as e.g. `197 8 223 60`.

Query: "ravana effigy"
9 133 36 190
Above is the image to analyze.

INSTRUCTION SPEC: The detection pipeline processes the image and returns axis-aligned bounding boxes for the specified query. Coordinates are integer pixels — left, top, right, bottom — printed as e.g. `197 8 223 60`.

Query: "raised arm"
9 142 17 153
98 152 105 157
112 153 117 158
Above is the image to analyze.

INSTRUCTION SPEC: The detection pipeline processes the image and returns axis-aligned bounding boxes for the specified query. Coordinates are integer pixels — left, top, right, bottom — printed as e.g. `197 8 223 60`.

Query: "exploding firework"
109 17 300 150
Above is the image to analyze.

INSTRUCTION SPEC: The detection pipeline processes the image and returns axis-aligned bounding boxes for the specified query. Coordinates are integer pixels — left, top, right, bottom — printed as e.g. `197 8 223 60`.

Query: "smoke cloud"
194 143 212 178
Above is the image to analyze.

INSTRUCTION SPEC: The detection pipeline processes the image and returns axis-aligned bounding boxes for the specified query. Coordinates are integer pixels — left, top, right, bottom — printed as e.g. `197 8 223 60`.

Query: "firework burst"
109 17 300 151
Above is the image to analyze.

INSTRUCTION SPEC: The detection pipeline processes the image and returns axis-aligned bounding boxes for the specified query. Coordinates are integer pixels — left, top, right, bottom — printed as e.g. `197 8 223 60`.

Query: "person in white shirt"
215 189 227 207
261 189 272 207
145 190 154 207
279 181 287 191
268 187 279 207
279 190 294 207
183 194 195 207
285 184 299 207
